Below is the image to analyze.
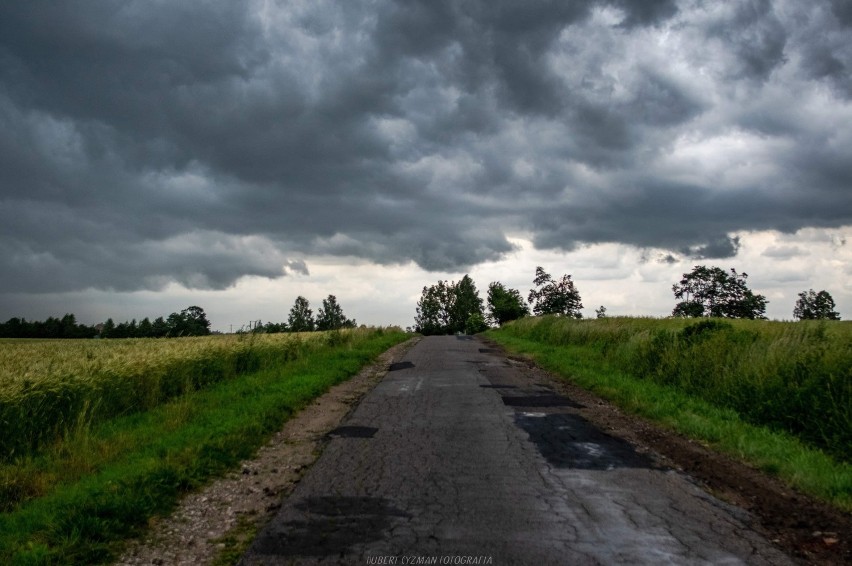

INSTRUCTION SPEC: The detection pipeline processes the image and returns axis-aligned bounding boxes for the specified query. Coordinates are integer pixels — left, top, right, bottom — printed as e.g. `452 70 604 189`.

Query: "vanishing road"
240 335 793 565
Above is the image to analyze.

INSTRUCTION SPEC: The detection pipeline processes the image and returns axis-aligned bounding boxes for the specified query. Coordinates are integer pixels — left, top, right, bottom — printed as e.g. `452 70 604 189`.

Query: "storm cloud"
1 0 850 293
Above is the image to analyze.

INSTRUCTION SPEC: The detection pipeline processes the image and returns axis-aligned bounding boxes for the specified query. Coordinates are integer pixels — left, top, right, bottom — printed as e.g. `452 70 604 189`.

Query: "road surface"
240 335 793 565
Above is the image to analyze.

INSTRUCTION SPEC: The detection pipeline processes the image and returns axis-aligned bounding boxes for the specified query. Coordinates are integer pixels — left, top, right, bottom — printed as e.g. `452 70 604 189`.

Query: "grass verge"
0 328 408 565
487 328 852 513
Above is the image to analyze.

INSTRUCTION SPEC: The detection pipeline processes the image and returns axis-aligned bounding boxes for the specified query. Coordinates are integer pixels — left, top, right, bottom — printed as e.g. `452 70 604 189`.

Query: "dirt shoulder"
115 337 420 566
478 336 850 566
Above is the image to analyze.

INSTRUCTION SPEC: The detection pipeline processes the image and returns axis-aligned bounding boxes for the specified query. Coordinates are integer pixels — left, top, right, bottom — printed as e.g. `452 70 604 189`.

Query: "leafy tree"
414 280 454 335
316 295 356 330
527 267 583 318
137 317 154 338
152 316 169 337
595 305 607 319
414 275 486 335
101 318 116 338
464 312 489 334
450 275 485 333
182 306 211 335
262 321 288 333
288 296 315 332
793 289 841 320
165 306 212 336
487 282 529 326
672 266 767 319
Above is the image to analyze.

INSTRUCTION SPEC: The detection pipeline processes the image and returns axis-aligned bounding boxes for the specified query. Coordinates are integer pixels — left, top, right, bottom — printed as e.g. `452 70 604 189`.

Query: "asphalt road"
240 335 794 565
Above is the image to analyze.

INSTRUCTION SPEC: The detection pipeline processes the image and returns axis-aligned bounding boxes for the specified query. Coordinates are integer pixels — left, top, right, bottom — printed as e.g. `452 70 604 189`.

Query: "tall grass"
1 332 347 461
0 327 409 564
495 316 851 462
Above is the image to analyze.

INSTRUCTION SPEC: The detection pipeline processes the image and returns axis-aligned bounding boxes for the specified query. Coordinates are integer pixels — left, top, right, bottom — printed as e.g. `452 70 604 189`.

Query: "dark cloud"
831 0 852 26
0 0 850 295
683 235 742 260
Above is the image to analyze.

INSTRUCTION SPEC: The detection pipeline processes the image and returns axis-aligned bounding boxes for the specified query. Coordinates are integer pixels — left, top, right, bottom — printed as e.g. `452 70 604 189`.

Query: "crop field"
490 316 851 462
1 327 409 564
0 332 336 461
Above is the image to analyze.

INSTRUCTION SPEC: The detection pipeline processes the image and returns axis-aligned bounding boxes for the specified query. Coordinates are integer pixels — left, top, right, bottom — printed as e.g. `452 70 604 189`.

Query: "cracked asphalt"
240 335 794 565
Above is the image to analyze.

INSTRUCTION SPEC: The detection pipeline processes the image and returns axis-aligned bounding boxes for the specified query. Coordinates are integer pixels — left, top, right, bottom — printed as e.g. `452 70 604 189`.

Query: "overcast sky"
1 0 850 331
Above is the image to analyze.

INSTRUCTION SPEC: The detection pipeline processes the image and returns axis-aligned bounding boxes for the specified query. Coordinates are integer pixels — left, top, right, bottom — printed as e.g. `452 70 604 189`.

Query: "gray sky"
1 0 850 330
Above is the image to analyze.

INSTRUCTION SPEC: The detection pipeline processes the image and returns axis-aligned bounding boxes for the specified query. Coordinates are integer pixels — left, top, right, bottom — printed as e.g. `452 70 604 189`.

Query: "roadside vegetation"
487 315 851 510
0 327 408 565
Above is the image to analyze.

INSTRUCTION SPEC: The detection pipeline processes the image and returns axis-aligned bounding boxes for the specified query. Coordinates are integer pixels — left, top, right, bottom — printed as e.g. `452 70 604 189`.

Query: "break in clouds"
1 0 850 293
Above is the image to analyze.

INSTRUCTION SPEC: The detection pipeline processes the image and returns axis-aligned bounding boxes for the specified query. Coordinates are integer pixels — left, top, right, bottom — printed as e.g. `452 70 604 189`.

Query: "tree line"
0 306 212 339
0 294 360 340
414 265 841 335
244 295 357 334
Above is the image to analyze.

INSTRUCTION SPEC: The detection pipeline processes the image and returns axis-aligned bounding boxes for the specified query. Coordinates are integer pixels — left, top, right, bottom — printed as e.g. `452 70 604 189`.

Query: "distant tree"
152 316 169 337
263 321 288 333
464 311 488 334
114 321 131 338
527 267 583 318
182 306 211 335
288 296 315 332
450 275 486 334
138 317 154 338
316 295 356 331
487 282 529 326
595 305 607 319
672 266 767 319
414 275 486 335
101 318 116 338
793 289 841 320
165 306 211 336
414 280 454 335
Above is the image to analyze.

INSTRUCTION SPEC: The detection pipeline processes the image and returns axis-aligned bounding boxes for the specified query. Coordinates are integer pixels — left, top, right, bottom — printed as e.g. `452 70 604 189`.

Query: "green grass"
487 317 852 512
0 328 408 565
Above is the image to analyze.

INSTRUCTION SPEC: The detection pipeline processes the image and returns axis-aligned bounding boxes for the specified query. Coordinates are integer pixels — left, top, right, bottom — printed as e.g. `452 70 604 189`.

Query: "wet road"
240 335 793 565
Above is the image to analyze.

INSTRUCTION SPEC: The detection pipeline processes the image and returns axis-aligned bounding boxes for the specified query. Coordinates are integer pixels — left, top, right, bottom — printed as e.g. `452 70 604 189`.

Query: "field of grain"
0 327 410 564
0 332 337 461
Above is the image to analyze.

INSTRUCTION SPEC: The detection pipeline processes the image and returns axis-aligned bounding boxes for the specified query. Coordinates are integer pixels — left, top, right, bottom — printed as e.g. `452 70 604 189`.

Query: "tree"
137 317 154 338
595 305 607 319
414 280 454 335
152 316 169 337
793 289 841 320
527 267 583 318
487 282 529 326
316 295 356 330
165 306 212 336
101 318 116 338
182 306 211 335
672 266 767 319
414 275 486 335
288 296 315 332
450 275 486 334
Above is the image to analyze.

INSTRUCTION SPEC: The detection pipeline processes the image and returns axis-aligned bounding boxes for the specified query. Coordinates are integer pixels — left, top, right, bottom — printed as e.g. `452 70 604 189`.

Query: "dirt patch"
479 337 850 566
115 337 419 566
